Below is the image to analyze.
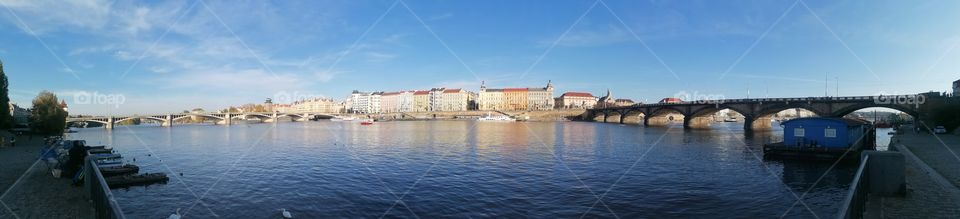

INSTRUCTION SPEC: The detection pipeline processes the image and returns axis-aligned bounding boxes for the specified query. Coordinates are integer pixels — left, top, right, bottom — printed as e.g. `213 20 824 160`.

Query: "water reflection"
68 121 859 218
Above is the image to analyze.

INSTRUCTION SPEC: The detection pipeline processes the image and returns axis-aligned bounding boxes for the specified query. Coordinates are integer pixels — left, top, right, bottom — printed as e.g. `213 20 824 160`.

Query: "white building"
953 79 959 97
347 90 382 114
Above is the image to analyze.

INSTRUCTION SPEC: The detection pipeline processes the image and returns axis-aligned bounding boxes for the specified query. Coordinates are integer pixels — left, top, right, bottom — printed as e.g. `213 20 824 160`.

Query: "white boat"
477 113 514 121
331 116 356 122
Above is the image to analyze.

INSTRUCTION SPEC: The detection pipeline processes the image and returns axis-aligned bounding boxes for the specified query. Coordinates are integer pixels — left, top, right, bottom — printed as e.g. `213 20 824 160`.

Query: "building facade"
439 89 473 111
414 91 430 112
556 92 596 109
347 91 382 114
381 92 400 113
479 81 554 111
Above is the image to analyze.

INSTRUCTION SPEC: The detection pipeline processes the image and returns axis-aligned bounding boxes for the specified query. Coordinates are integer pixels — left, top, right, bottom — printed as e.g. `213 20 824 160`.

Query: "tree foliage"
30 91 68 135
0 60 13 129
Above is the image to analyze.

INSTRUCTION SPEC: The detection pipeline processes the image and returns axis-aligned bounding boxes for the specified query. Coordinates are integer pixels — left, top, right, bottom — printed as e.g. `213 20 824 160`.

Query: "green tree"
29 91 68 135
0 60 13 129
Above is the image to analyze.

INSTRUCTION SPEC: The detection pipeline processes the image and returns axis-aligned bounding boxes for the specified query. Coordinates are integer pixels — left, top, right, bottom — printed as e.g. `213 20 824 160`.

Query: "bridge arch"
829 103 920 118
67 119 110 126
114 116 165 125
644 107 685 127
171 114 226 123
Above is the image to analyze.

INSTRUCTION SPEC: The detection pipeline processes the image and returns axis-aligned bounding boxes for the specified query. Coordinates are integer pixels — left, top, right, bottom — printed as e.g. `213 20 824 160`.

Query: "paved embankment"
0 134 93 218
876 130 960 218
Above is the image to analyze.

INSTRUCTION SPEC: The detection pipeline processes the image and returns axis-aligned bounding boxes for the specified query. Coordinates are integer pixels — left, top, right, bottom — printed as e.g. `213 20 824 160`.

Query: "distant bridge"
67 112 340 129
586 94 945 131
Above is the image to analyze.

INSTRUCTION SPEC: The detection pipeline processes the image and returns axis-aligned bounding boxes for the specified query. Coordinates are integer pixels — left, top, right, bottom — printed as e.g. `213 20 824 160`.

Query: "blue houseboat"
764 117 875 160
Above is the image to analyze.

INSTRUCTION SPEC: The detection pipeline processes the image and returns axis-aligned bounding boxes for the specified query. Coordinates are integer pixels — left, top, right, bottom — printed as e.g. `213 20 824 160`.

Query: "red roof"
562 92 593 97
659 98 682 103
443 88 462 93
503 88 528 92
382 92 400 96
414 91 429 95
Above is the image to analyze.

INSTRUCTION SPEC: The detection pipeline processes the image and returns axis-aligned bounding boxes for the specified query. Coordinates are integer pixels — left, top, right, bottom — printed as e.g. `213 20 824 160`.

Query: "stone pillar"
224 113 232 125
162 114 172 127
684 116 712 129
105 117 114 130
602 114 609 123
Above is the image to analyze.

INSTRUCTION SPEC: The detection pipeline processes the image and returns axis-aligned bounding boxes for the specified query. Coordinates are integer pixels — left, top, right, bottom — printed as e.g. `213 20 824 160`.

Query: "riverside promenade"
876 127 960 218
0 133 93 218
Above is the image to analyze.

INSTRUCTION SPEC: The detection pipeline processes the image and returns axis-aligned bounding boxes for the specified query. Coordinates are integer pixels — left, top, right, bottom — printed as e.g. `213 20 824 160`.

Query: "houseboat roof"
781 117 870 127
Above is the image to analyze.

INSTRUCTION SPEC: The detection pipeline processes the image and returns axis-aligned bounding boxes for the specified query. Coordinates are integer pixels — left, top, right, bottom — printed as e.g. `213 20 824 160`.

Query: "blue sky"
1 0 958 115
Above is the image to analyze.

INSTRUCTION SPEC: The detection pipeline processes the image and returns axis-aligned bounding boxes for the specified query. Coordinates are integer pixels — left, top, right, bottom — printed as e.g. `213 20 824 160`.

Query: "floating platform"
105 173 169 188
763 142 861 162
99 164 140 177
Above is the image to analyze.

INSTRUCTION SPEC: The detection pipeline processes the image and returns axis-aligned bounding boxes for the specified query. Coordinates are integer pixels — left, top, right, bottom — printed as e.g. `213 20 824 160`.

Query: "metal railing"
837 155 870 219
85 154 127 219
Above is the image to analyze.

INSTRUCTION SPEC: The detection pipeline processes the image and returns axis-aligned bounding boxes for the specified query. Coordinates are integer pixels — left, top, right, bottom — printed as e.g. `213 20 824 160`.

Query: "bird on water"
280 208 292 218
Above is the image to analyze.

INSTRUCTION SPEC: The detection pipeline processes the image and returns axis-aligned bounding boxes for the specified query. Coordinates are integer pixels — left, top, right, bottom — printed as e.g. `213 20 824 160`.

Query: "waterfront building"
399 91 415 112
347 90 382 114
381 92 400 113
429 88 445 111
659 97 682 104
440 88 472 111
479 81 554 111
527 81 555 110
596 90 616 108
953 79 959 96
273 104 292 113
504 88 528 111
615 99 636 106
288 98 342 113
556 92 597 109
414 91 430 112
478 82 505 110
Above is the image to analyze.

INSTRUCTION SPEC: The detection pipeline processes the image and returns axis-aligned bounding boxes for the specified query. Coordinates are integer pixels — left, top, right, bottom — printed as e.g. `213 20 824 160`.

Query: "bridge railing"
837 155 870 219
85 153 127 219
594 95 884 109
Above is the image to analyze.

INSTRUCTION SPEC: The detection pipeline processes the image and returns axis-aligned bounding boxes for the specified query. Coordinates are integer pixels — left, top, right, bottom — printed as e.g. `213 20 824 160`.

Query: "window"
794 128 805 137
825 128 837 138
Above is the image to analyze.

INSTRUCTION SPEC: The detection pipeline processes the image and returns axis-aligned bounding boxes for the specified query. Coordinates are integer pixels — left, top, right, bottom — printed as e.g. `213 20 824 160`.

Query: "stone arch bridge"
587 95 939 131
67 112 338 129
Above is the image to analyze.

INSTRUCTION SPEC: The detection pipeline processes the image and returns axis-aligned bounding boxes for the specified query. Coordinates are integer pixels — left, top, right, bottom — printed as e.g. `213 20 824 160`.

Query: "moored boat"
99 164 140 177
105 173 169 188
477 113 514 121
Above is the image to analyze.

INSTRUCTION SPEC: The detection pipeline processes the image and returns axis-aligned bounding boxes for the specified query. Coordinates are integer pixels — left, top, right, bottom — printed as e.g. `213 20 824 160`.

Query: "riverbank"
873 128 960 218
0 133 93 218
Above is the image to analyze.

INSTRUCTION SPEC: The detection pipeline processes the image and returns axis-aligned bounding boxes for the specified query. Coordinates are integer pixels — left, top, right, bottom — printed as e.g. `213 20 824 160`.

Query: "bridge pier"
162 114 173 127
224 113 232 125
105 117 114 130
684 116 713 129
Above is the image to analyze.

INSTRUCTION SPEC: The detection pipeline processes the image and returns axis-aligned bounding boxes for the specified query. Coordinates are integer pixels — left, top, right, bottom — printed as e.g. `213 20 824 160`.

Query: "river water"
68 121 877 218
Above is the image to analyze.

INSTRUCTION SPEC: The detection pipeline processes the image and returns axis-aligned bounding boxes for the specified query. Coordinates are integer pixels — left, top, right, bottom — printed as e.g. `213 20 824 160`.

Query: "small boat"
887 131 896 135
99 164 140 177
723 118 737 122
360 119 374 125
477 113 514 121
106 173 169 188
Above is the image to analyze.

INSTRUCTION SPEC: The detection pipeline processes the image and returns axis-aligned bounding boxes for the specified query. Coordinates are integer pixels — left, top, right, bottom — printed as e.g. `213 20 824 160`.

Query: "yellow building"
413 91 431 112
503 88 528 111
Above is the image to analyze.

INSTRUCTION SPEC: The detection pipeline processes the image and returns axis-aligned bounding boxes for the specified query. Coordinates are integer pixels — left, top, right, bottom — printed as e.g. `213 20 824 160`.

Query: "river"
68 120 884 218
